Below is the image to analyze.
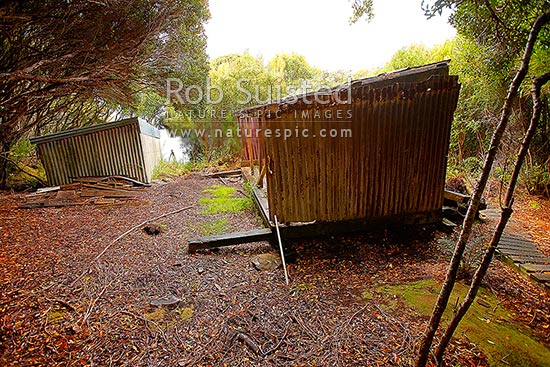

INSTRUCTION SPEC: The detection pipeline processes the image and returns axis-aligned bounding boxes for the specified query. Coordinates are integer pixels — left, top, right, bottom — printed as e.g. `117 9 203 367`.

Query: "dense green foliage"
351 0 550 196
424 0 550 195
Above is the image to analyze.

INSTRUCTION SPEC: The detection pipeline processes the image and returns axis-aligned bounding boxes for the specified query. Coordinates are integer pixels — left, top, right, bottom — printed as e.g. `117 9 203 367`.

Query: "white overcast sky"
205 0 456 72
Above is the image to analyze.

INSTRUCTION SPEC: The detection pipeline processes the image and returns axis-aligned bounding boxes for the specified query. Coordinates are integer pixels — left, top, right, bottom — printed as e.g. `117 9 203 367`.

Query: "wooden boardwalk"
481 208 550 290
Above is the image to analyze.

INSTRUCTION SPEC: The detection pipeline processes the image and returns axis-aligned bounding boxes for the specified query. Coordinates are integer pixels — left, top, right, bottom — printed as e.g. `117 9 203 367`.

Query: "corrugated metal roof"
238 60 451 114
30 118 159 145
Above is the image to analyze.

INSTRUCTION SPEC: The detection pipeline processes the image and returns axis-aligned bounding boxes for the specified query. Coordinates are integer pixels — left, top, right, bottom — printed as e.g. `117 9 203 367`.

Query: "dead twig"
290 314 318 340
48 298 75 311
263 321 291 356
70 205 195 286
346 302 369 328
81 279 114 325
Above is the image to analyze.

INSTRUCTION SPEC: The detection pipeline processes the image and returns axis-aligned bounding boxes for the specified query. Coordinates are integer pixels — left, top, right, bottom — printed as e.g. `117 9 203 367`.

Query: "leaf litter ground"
1 174 549 366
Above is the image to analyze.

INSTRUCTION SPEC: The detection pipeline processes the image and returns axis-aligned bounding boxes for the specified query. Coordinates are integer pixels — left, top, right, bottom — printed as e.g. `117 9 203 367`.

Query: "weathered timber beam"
188 228 273 253
443 190 470 204
202 169 242 178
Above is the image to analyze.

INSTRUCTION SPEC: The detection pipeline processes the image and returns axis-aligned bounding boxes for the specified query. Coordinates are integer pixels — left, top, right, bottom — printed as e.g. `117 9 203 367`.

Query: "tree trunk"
433 72 550 364
0 141 13 188
415 10 550 367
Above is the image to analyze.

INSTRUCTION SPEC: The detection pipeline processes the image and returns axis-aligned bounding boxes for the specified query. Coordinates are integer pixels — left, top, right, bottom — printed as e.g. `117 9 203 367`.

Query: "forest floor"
0 174 549 366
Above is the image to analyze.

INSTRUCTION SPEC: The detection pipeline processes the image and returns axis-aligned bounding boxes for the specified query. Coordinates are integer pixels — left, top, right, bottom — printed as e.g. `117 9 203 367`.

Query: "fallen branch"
202 169 242 178
70 205 195 286
415 9 550 367
346 303 370 328
433 71 550 364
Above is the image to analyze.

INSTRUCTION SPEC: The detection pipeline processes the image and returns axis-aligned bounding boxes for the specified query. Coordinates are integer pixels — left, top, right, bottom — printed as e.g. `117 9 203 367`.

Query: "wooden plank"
497 248 541 257
530 273 550 282
252 185 270 228
508 255 549 264
19 200 82 209
444 190 470 205
188 228 273 253
55 190 77 200
36 186 61 194
256 162 267 187
202 169 242 178
520 263 550 273
80 189 136 198
497 242 537 250
500 233 531 241
242 167 271 227
499 238 535 247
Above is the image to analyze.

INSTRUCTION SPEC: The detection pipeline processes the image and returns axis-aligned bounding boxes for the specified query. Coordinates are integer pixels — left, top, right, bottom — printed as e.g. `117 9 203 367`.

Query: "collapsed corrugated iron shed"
30 118 161 185
238 61 460 230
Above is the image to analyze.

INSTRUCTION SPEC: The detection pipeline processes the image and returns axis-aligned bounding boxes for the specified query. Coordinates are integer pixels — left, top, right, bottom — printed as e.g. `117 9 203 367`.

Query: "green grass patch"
199 184 252 214
380 280 550 367
152 160 191 179
201 217 229 236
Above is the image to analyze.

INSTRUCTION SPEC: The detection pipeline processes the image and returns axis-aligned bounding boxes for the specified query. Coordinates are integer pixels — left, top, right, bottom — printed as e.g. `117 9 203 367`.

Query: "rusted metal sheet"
238 61 460 224
30 118 161 185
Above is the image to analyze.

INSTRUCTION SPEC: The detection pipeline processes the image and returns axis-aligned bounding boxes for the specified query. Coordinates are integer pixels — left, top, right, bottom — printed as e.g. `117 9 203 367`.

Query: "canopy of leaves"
0 0 209 150
421 1 550 195
205 52 351 123
350 0 374 23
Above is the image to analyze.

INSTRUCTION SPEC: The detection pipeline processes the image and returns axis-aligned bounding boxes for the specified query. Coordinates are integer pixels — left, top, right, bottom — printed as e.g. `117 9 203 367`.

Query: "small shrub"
152 160 191 179
493 165 512 185
462 156 483 176
446 174 469 194
5 139 46 190
521 163 550 197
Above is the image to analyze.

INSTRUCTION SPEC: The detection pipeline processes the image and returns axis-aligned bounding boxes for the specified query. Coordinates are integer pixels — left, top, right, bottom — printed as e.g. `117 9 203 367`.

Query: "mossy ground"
198 185 252 215
200 217 229 236
379 280 550 367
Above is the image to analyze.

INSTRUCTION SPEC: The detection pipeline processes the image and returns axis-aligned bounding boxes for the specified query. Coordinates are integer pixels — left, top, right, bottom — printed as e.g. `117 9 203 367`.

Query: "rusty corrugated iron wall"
30 118 161 185
239 61 460 224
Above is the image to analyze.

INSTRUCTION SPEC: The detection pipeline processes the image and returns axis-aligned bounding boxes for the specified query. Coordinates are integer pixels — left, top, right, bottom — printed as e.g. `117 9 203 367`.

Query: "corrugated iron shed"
238 61 461 226
30 118 161 185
